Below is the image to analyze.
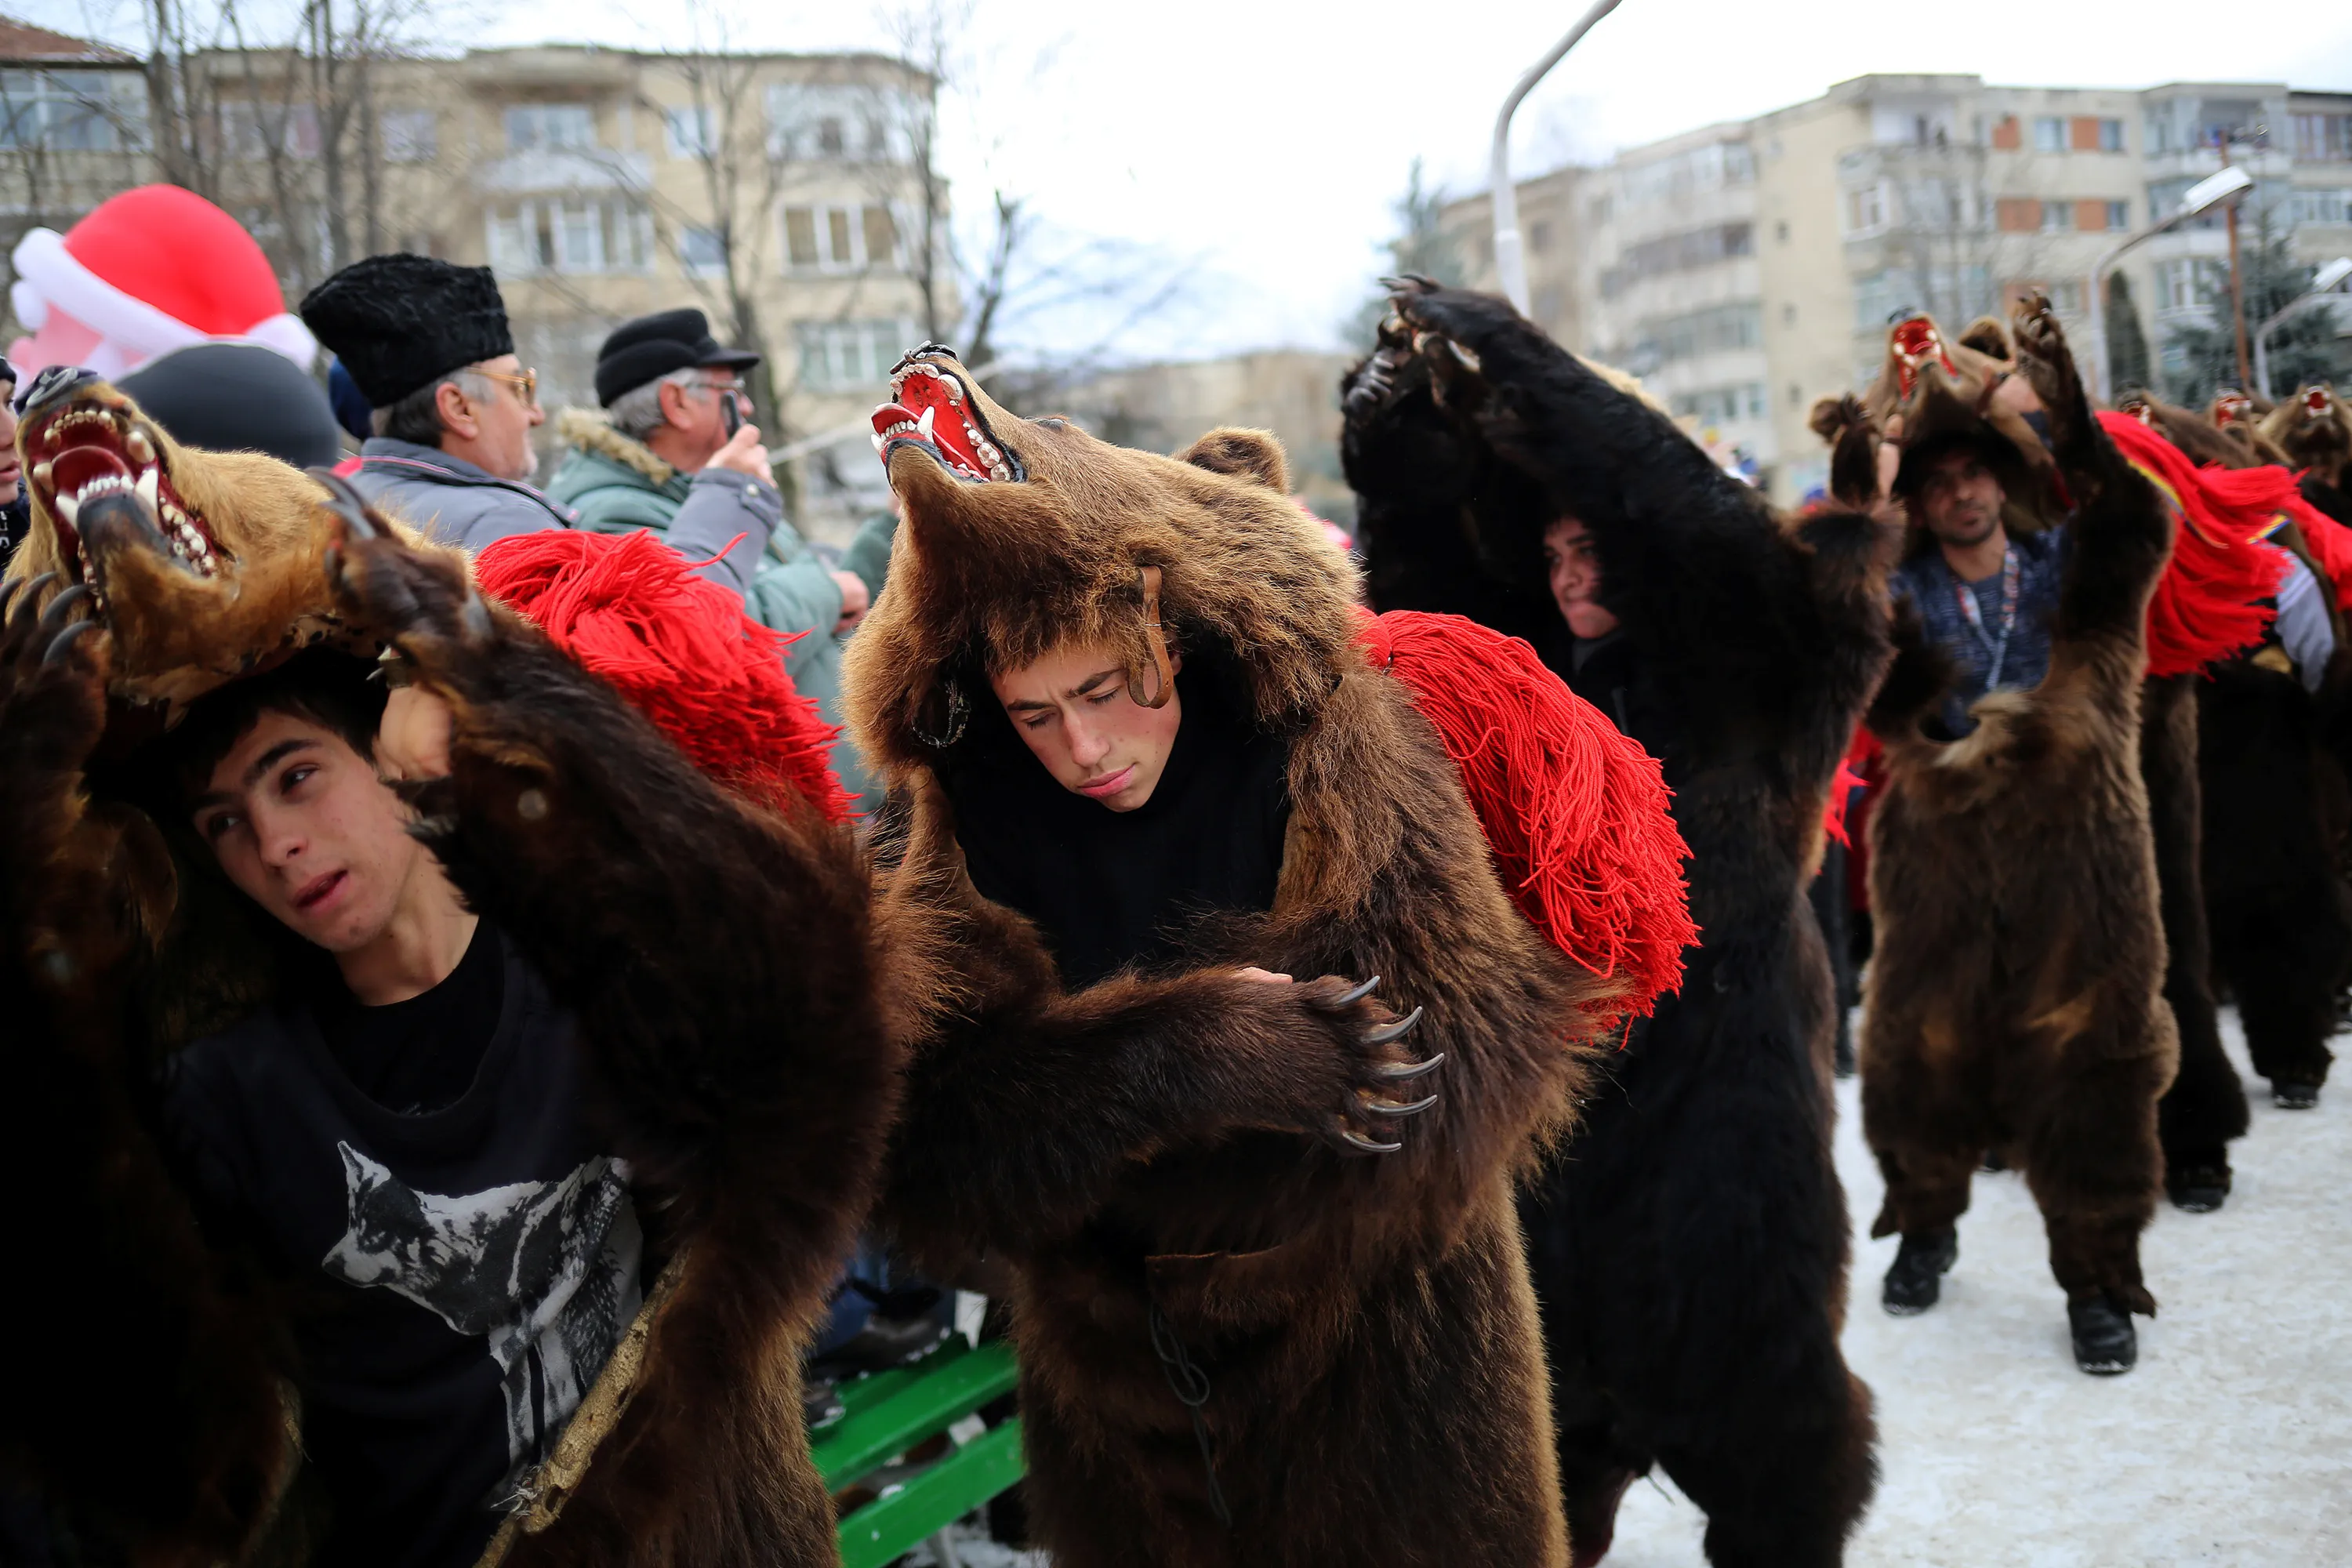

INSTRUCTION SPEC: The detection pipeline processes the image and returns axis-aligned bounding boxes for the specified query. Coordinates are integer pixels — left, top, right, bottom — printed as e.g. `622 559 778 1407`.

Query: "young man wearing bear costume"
844 343 1692 1568
1 366 897 1566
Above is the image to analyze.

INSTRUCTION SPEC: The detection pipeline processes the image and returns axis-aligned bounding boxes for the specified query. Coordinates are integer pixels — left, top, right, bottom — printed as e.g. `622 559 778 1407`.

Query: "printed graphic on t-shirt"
321 1144 644 1494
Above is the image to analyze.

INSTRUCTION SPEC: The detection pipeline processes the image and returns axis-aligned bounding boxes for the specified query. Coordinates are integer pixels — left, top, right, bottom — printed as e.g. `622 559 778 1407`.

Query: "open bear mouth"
24 392 220 601
869 347 1024 484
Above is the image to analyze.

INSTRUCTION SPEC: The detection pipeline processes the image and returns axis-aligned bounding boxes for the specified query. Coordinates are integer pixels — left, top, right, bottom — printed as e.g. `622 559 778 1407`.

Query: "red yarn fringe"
1822 757 1867 848
2098 411 2286 678
2282 492 2352 613
474 528 851 822
1355 609 1695 1021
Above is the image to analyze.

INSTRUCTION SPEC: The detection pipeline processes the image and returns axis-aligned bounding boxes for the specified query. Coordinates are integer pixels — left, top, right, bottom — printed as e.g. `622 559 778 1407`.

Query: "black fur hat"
299 253 513 407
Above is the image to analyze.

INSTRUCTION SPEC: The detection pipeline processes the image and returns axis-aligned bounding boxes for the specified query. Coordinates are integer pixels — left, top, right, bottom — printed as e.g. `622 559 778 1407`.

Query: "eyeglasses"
683 374 746 407
474 367 539 408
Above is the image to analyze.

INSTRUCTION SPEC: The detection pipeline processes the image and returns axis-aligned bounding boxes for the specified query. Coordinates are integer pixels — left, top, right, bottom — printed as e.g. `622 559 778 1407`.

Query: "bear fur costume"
0 370 898 1565
1857 300 2180 1325
841 346 1624 1568
1339 281 1893 1568
2143 400 2352 1105
1953 388 2252 1206
2261 384 2352 528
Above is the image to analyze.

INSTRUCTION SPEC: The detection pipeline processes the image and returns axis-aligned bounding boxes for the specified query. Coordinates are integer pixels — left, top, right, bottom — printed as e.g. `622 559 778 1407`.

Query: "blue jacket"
347 438 576 549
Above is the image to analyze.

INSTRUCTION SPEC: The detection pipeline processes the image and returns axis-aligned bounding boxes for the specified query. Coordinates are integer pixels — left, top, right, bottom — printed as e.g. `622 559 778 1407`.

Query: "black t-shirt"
162 924 641 1568
942 670 1294 988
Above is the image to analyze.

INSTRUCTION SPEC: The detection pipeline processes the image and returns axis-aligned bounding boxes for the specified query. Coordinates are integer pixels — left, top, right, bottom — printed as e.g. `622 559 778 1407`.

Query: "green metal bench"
813 1336 1025 1568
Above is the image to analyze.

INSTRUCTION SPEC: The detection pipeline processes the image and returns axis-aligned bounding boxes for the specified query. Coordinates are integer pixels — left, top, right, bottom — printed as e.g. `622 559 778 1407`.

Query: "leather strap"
1131 564 1174 710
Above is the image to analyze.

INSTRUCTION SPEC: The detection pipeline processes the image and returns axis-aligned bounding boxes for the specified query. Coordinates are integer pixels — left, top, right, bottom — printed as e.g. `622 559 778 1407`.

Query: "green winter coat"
545 408 897 813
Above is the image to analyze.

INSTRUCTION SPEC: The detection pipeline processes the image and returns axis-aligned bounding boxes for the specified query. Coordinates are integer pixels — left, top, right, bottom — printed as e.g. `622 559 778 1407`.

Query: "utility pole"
2220 134 2252 389
1490 0 1623 316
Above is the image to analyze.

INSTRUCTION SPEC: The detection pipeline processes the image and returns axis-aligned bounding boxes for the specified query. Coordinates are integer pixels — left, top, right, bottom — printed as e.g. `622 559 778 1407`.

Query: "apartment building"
0 28 942 533
1444 74 2352 506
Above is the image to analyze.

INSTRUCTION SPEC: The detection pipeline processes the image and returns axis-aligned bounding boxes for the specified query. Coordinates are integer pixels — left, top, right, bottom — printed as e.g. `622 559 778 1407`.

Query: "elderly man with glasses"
299 254 580 548
549 308 898 814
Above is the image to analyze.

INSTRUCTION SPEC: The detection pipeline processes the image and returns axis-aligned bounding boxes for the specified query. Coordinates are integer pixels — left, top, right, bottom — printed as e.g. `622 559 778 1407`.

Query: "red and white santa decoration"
9 183 315 380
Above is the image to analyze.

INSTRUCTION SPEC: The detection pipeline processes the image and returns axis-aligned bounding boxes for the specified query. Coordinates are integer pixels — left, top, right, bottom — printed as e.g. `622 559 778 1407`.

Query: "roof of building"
0 14 141 65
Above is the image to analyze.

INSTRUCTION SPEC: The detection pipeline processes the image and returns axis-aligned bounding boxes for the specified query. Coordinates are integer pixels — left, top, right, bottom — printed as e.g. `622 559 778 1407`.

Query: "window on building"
485 200 649 276
2033 116 2067 153
215 100 321 160
2041 200 2074 233
2161 258 2223 310
1775 219 1789 243
766 84 917 163
2106 198 2130 230
1529 220 1552 256
1626 302 1763 368
783 207 819 267
2294 113 2352 162
2049 278 2085 314
1842 181 1888 236
0 69 145 151
505 103 596 152
2288 187 2352 226
680 225 726 275
779 204 899 272
2099 118 2125 152
862 205 899 269
379 107 436 164
665 105 715 158
796 318 918 393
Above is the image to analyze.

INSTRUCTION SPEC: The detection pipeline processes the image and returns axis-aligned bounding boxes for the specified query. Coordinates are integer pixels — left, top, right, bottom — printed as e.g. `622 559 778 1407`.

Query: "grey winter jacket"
347 437 576 550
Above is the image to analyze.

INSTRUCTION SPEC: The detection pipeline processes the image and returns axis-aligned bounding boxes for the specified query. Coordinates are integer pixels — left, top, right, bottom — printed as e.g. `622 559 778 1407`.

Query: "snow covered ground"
1608 1008 2352 1567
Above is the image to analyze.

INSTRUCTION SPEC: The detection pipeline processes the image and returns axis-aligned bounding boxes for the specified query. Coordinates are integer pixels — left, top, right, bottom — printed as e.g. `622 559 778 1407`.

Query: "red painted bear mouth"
869 347 1022 484
21 394 220 615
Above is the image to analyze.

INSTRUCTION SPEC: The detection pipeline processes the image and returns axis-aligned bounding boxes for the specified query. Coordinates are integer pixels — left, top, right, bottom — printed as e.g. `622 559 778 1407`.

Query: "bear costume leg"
1526 942 1878 1568
2020 1047 2169 1316
2198 659 2350 1102
2139 674 2248 1205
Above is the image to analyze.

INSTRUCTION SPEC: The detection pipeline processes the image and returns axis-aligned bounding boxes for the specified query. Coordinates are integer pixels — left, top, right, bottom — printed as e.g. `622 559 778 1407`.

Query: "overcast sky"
38 0 2352 362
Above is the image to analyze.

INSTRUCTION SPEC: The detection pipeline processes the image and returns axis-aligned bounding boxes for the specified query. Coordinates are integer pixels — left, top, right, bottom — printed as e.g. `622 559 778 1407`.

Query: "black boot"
1882 1229 1958 1316
2273 1080 2321 1110
2069 1293 2138 1374
2165 1154 2232 1213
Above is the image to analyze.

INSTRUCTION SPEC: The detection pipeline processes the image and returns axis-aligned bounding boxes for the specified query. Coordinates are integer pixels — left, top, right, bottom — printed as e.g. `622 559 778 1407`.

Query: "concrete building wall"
1444 71 2352 508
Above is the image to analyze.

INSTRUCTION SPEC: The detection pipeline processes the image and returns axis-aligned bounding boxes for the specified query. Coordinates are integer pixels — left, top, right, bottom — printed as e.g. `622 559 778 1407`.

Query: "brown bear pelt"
1340 282 1890 1568
843 347 1609 1567
1860 300 2179 1315
2260 384 2352 526
0 372 898 1566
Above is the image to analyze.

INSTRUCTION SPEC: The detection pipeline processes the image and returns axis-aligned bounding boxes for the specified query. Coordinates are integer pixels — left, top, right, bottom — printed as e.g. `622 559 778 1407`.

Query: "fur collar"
555 406 677 487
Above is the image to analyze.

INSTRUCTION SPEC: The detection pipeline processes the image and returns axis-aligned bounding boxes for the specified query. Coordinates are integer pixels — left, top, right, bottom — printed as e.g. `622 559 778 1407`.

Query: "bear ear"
1177 426 1289 495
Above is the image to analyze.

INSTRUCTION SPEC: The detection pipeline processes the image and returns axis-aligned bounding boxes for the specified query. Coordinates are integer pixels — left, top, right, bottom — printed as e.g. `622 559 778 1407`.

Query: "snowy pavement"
1608 1009 2352 1567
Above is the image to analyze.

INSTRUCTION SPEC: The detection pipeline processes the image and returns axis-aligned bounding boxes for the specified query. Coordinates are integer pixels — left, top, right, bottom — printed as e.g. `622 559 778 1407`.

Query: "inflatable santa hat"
9 184 315 379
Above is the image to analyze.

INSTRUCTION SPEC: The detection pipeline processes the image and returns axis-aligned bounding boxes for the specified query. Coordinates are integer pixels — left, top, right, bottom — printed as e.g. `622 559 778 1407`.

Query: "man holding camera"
549 308 896 811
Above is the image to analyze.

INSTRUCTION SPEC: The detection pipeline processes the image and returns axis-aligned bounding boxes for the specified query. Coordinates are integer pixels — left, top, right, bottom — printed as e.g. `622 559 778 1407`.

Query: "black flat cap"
299 253 513 407
118 342 345 469
595 307 760 406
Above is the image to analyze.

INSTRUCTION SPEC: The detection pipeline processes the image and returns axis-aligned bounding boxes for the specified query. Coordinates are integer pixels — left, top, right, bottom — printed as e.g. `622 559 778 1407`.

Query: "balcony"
476 147 651 195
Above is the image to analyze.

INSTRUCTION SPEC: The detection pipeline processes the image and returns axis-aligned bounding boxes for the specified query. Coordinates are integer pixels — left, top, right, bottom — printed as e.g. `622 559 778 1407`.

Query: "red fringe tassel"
1355 609 1696 1022
2098 411 2286 678
474 528 852 822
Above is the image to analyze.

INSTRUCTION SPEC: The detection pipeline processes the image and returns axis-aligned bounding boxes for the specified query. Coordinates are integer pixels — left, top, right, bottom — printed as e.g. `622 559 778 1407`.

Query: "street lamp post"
2091 164 2253 399
2254 256 2352 401
1490 0 1624 317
